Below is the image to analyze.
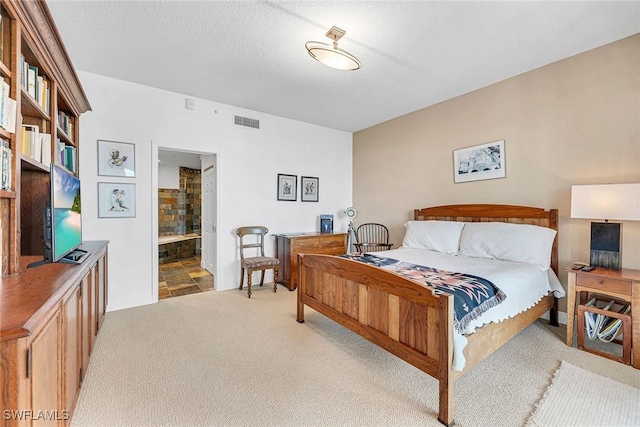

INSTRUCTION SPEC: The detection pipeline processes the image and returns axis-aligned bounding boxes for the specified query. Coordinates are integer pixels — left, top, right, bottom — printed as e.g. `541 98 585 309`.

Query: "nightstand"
566 266 640 368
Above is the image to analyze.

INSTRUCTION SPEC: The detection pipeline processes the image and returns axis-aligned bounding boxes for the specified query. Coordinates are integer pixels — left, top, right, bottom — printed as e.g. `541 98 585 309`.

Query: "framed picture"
98 182 136 218
320 214 333 233
301 176 319 202
277 174 297 201
97 140 136 177
453 140 505 183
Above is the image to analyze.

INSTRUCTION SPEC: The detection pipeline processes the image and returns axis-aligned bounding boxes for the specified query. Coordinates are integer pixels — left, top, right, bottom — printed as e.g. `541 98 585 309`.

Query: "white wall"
78 72 353 311
158 163 179 189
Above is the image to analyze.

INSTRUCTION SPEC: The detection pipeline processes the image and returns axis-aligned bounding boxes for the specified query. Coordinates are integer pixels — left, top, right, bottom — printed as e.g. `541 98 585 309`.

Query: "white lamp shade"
305 41 361 71
571 183 640 221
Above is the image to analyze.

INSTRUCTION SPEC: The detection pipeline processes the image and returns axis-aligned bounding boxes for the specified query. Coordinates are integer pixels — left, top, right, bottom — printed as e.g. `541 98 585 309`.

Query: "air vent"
234 115 260 129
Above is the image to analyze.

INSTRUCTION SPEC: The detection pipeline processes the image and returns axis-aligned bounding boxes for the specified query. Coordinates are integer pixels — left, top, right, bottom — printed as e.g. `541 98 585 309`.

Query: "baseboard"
540 310 567 325
106 291 570 326
107 295 157 312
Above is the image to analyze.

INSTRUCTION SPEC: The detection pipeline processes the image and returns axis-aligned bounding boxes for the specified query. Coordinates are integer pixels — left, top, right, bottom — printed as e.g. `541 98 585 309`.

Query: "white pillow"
401 220 465 254
459 222 557 271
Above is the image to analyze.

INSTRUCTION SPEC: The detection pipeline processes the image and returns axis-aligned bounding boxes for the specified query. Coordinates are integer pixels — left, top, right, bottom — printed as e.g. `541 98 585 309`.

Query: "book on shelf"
40 133 51 167
55 138 75 172
36 75 43 101
20 124 39 161
64 145 76 172
40 78 50 113
56 137 64 165
19 55 50 111
58 111 73 137
0 80 16 133
34 74 49 112
3 98 16 134
0 80 6 129
27 65 37 99
1 138 11 190
33 132 41 163
19 54 25 89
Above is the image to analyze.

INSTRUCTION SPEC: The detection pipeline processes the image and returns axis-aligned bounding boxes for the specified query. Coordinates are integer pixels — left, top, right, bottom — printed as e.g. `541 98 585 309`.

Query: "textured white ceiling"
47 1 640 132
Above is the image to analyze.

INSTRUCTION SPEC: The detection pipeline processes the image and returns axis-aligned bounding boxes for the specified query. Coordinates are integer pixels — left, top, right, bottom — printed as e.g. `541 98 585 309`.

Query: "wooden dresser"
273 232 347 290
1 241 109 426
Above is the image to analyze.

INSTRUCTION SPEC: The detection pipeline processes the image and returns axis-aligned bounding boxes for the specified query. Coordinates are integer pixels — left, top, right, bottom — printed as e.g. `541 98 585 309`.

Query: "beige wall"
353 34 640 309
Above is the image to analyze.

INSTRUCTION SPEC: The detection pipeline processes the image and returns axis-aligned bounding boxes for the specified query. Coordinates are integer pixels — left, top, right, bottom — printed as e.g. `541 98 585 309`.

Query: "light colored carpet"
71 286 640 427
526 361 639 427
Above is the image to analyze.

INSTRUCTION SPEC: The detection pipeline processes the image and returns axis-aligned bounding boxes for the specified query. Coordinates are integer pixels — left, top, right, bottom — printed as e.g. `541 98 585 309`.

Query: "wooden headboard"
414 204 559 275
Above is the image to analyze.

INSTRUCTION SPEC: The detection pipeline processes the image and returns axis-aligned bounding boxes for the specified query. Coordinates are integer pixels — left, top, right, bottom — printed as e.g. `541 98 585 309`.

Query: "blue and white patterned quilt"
340 253 507 334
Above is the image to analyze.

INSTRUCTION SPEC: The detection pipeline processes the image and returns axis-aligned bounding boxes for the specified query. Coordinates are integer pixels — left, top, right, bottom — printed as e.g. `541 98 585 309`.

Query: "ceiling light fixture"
305 26 361 71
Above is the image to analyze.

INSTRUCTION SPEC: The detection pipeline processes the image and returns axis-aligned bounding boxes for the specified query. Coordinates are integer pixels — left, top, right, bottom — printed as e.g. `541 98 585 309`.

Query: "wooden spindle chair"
354 223 393 253
236 226 279 298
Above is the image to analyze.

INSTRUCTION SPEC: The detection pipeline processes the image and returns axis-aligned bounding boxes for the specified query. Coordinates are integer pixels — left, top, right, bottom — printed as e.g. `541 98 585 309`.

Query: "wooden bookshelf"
0 3 104 427
0 0 90 275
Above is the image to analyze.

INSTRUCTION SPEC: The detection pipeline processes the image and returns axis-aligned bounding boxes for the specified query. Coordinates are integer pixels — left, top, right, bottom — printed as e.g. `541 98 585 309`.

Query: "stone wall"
158 167 201 236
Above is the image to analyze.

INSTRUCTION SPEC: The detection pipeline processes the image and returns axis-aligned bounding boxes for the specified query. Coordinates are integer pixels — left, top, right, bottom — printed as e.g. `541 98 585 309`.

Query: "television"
47 164 88 264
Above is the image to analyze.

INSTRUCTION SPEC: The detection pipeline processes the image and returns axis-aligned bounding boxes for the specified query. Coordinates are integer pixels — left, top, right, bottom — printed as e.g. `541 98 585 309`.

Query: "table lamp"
344 207 358 253
570 183 640 270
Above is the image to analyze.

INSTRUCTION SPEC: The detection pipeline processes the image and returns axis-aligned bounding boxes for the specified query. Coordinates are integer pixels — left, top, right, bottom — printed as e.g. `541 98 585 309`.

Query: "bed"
296 204 562 426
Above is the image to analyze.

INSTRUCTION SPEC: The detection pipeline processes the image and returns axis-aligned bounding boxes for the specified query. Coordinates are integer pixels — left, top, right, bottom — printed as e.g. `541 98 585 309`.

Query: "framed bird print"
97 140 136 177
98 182 136 218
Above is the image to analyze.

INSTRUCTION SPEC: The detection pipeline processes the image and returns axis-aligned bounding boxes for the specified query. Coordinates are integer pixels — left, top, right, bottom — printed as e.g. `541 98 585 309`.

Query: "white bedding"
368 247 565 371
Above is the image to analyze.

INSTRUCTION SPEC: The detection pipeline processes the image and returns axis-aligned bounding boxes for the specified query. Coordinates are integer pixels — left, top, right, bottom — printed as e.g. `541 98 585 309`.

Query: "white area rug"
527 360 640 426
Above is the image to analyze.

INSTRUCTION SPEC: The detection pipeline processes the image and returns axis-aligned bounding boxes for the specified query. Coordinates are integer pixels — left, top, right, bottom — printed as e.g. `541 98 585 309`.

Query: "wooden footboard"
296 254 456 425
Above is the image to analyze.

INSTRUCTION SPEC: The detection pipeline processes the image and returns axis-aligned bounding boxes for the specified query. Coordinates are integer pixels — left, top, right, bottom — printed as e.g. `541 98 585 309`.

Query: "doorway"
154 147 218 299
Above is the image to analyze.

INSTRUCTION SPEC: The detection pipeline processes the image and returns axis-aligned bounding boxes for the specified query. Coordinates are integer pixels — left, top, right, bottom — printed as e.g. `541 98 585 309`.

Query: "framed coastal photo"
453 140 505 183
98 182 136 218
277 174 297 201
98 140 136 177
301 176 319 202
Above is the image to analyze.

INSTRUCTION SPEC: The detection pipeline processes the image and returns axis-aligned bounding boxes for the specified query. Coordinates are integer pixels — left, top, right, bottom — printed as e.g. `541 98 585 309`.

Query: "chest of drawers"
274 232 347 290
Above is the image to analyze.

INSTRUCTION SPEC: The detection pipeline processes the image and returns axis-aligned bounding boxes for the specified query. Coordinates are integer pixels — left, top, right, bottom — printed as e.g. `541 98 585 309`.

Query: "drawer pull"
599 280 604 286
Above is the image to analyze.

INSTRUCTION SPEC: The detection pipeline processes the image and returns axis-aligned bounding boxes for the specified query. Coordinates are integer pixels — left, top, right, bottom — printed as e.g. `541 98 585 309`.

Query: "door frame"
151 142 221 302
202 163 217 277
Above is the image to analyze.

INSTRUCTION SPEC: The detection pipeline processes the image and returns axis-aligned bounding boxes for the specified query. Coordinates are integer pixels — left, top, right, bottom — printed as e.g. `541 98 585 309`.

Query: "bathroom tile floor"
158 256 214 299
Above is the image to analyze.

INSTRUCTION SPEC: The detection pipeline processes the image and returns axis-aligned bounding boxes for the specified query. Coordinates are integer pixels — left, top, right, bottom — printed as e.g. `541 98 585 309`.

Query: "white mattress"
368 247 565 371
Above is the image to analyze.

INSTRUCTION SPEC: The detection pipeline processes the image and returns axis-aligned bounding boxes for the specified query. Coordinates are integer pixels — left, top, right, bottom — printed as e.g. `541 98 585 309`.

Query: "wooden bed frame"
296 204 559 426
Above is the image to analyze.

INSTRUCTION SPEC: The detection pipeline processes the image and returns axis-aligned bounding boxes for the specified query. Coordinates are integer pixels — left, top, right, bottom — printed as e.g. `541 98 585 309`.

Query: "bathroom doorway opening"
156 148 216 299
